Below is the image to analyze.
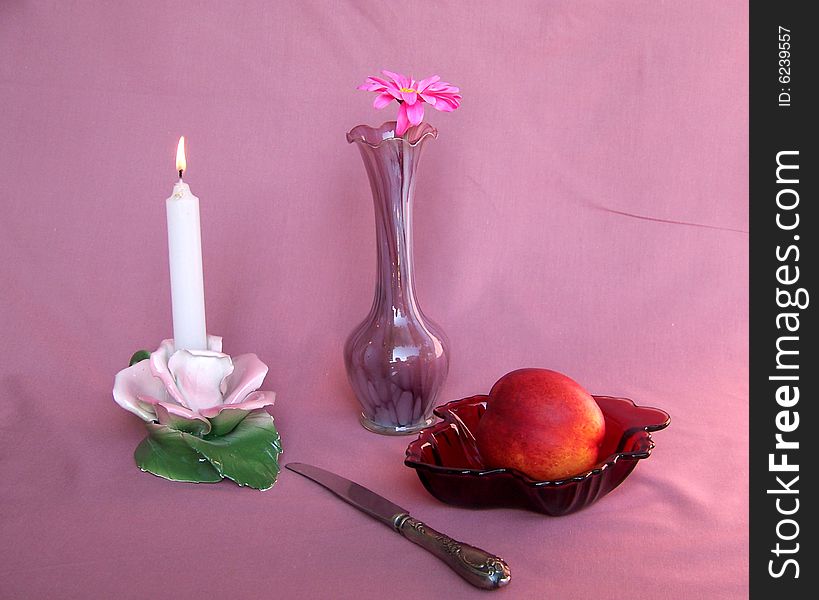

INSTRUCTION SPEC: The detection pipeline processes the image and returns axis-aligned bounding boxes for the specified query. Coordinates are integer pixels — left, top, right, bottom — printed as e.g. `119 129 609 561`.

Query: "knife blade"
285 462 511 590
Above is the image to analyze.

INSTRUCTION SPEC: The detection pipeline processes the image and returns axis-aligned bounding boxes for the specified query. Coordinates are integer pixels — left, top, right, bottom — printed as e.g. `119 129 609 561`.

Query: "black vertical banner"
750 2 814 598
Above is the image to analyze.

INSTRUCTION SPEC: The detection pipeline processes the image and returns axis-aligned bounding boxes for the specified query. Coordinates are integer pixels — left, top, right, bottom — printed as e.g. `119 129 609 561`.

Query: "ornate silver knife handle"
393 514 511 589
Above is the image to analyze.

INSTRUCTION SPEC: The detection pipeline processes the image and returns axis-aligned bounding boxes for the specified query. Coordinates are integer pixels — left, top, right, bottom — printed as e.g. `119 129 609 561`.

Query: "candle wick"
178 169 184 180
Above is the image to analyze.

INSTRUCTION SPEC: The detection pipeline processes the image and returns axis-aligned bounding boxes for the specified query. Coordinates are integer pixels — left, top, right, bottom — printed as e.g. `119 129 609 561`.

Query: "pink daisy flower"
358 70 462 136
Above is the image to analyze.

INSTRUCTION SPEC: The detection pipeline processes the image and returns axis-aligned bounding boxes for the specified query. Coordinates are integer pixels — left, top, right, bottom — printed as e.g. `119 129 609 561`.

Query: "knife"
285 462 511 590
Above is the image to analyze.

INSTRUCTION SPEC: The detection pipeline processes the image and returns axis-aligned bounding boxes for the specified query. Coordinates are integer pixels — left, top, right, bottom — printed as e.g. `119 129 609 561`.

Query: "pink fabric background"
1 2 748 598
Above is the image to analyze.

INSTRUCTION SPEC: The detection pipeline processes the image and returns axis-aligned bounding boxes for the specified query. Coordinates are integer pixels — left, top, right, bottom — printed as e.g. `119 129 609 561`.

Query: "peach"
475 368 605 481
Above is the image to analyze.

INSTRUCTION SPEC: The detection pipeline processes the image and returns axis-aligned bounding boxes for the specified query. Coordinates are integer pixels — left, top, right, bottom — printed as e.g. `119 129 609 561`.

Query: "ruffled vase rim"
346 121 438 148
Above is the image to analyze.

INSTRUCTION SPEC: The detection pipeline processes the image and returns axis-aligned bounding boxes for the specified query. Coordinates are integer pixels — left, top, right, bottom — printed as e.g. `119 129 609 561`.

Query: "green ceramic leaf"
157 408 212 436
129 350 151 366
206 407 251 438
134 422 223 483
182 410 282 490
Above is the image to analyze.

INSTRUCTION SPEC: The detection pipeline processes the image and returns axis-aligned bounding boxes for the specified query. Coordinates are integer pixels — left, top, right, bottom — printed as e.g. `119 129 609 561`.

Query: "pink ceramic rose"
114 335 275 435
113 336 281 489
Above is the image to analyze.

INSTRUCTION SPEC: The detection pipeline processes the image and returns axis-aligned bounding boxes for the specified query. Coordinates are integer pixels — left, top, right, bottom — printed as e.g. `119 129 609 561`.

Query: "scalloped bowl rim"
404 394 670 488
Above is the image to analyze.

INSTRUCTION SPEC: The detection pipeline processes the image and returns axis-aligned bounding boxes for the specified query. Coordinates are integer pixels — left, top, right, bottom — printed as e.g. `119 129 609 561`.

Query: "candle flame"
176 136 187 175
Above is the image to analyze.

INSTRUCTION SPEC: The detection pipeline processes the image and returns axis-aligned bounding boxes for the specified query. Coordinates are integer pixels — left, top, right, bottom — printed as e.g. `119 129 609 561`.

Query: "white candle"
166 136 207 351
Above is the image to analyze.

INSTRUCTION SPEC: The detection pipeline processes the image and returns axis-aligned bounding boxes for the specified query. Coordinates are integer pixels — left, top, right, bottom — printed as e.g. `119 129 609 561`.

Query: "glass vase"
344 121 450 435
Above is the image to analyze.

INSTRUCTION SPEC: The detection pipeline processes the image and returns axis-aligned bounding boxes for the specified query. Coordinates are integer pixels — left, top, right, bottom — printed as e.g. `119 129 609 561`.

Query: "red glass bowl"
404 395 670 516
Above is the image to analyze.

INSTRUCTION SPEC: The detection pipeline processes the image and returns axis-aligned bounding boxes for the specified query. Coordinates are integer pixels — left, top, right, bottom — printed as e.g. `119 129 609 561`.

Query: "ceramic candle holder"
113 336 282 490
